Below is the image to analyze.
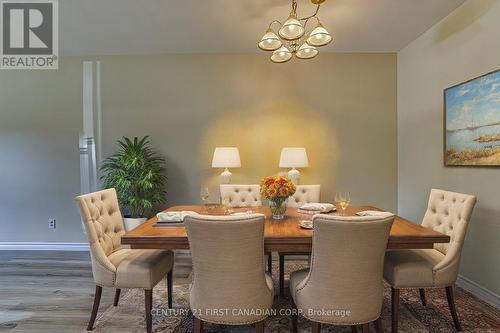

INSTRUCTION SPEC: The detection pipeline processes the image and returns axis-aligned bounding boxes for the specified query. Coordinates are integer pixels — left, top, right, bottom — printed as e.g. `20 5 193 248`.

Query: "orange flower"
266 187 277 198
278 187 289 197
264 177 275 186
260 176 295 199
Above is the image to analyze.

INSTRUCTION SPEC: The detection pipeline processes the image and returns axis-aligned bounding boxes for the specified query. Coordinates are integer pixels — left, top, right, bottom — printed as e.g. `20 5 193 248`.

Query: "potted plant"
260 176 296 220
100 136 167 231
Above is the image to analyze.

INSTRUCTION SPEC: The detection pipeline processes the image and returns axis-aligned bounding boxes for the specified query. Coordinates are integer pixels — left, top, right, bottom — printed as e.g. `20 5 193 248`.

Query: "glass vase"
269 199 287 220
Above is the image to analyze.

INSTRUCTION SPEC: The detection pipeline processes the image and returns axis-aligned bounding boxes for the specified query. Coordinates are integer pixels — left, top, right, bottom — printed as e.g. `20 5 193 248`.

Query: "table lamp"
211 147 241 184
279 147 308 184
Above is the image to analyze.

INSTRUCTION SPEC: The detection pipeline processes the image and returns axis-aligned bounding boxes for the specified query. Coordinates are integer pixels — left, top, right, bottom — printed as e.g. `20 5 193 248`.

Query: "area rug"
85 261 500 332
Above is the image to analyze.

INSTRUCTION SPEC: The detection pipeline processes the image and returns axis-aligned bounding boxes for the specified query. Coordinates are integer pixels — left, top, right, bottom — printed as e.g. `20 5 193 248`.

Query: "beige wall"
398 0 500 294
101 54 397 210
0 61 83 242
0 53 397 243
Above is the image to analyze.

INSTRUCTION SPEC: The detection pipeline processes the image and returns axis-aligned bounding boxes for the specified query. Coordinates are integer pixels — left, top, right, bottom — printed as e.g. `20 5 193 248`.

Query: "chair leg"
87 285 102 331
194 317 203 333
267 252 273 275
145 289 153 333
311 321 321 333
391 288 400 333
419 288 427 306
445 286 462 331
374 317 383 333
167 268 173 309
350 326 358 333
279 254 285 296
361 323 369 333
291 298 298 333
255 320 265 333
113 288 121 306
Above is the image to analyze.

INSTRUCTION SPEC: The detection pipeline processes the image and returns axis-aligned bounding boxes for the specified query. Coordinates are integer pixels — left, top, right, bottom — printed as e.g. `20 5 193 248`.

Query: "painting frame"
444 69 500 167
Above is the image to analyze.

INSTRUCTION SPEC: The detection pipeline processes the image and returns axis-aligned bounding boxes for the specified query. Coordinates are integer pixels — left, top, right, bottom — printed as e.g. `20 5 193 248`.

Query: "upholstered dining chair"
384 189 476 332
290 214 394 333
184 214 274 333
219 184 273 274
279 184 321 296
220 184 262 207
287 184 321 209
75 189 174 333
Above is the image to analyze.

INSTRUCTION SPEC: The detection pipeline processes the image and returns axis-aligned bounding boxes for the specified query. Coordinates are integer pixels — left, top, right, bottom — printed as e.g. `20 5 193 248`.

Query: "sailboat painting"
445 69 500 166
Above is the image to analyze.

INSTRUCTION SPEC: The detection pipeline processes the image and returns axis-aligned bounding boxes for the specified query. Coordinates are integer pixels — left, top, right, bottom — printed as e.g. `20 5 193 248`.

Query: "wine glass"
200 187 210 212
335 192 351 216
221 197 233 215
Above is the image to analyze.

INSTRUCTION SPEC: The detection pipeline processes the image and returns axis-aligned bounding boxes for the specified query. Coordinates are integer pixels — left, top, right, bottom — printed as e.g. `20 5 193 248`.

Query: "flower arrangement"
260 176 296 219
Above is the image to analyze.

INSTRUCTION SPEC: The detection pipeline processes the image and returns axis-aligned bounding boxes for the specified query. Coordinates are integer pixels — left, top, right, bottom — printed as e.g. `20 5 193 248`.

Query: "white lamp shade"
295 42 318 59
279 148 309 168
211 147 241 168
279 15 305 40
258 28 282 51
271 46 292 63
307 24 332 47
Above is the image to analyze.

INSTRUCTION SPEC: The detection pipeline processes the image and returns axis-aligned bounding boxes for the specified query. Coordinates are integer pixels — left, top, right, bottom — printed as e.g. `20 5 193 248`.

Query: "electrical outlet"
48 218 56 229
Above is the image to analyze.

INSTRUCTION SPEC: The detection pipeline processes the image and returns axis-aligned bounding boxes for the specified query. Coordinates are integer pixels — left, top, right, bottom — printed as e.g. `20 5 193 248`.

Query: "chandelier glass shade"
271 46 293 63
296 42 318 59
258 0 332 63
307 23 332 46
258 28 282 51
279 14 305 40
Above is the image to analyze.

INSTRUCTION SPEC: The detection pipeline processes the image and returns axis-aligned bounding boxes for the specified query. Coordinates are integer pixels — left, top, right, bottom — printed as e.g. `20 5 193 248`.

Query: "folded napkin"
299 203 336 213
230 211 256 216
356 210 394 217
156 211 198 223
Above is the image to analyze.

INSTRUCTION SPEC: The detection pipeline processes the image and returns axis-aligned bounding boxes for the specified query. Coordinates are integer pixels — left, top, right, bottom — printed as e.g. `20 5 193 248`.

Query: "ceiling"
60 0 466 56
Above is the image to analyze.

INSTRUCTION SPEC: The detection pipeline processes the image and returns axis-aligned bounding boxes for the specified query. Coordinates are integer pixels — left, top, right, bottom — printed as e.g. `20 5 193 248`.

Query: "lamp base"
220 168 232 184
287 168 300 184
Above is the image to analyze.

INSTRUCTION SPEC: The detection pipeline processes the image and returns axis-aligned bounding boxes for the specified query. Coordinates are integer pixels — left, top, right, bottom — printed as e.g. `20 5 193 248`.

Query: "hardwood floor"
0 250 192 333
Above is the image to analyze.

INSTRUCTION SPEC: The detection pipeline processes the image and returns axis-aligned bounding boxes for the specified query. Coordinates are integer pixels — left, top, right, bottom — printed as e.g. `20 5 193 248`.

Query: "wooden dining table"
121 205 450 252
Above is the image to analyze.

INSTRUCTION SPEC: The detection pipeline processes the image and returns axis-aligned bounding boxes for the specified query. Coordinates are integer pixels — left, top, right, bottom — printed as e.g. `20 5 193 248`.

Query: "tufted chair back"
184 214 273 324
75 188 126 286
295 214 394 324
421 189 476 283
288 184 321 208
422 189 476 256
220 184 262 207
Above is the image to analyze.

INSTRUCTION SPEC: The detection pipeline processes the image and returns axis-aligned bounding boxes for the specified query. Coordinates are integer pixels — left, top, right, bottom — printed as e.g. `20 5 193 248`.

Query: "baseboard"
0 242 89 251
457 274 500 309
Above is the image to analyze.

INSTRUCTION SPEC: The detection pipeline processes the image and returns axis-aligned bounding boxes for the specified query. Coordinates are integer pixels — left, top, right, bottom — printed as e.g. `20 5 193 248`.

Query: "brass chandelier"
258 0 332 63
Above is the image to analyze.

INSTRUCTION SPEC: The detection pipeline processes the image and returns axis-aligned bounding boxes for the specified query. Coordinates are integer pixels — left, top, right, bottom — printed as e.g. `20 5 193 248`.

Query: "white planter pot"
123 217 147 231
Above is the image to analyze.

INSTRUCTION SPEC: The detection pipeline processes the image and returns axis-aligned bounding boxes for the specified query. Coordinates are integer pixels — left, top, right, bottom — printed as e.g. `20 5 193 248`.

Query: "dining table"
121 204 450 252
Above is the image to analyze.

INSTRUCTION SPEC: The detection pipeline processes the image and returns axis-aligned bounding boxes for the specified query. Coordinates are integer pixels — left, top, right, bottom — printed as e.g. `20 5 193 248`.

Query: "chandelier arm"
298 4 321 21
291 0 298 15
268 20 283 29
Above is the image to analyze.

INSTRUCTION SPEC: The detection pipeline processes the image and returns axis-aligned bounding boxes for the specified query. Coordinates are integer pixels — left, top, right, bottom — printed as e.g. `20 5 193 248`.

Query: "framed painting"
444 69 500 167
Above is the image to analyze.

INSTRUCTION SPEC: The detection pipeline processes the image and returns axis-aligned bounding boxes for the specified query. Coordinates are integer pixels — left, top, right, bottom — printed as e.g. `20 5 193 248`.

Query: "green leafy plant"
100 136 166 218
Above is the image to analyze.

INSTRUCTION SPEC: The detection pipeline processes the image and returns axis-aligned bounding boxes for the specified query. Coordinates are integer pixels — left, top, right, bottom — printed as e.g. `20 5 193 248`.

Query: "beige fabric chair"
75 188 174 333
384 189 476 332
279 184 321 296
220 184 262 207
288 185 321 208
219 184 272 275
290 214 394 333
184 214 274 333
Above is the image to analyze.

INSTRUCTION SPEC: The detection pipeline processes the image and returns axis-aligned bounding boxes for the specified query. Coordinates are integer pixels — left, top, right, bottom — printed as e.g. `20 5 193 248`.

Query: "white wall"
398 0 500 294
